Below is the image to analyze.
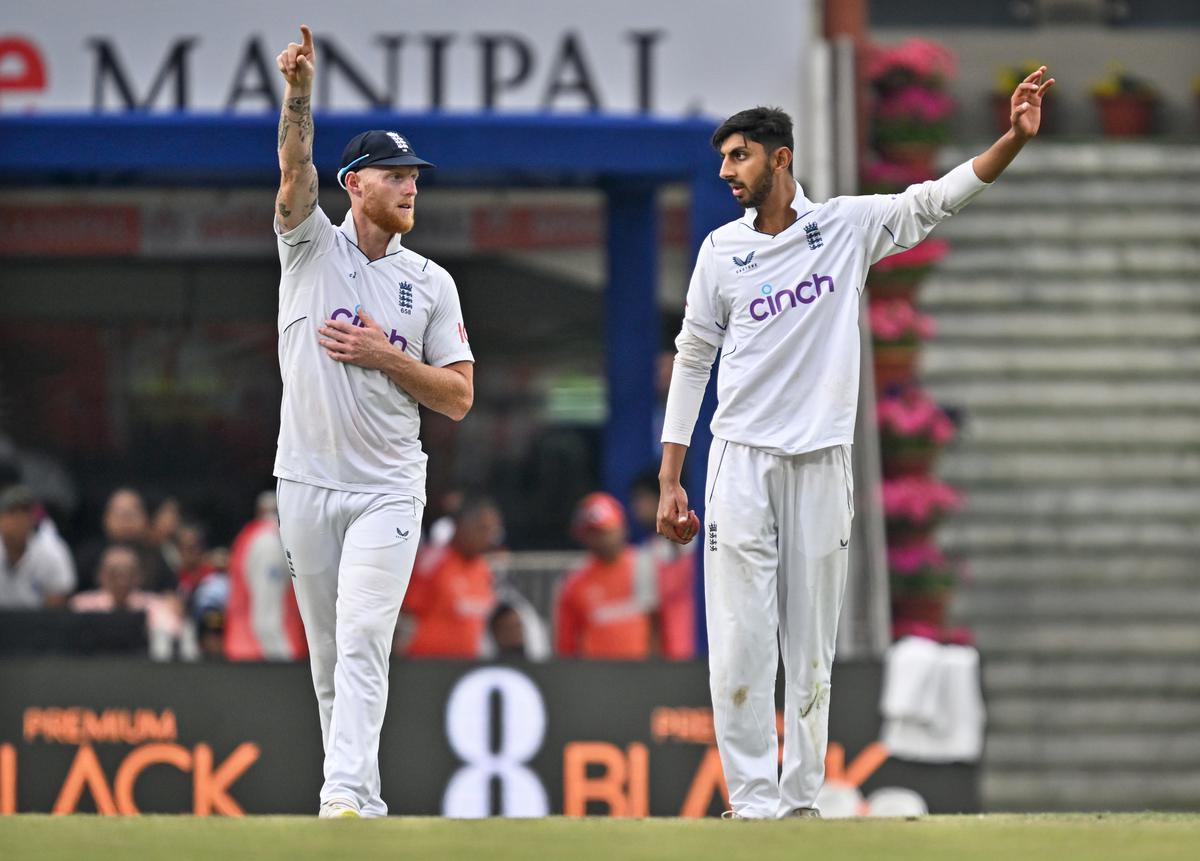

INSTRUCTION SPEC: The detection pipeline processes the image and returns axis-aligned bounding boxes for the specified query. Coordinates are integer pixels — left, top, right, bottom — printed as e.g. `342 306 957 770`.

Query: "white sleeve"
838 159 991 265
275 205 338 274
680 238 729 348
36 523 76 596
245 531 291 661
660 326 718 447
422 270 475 367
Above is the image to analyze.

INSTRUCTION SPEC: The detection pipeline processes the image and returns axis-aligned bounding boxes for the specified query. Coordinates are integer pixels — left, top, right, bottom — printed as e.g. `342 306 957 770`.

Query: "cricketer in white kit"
658 70 1055 819
272 26 475 818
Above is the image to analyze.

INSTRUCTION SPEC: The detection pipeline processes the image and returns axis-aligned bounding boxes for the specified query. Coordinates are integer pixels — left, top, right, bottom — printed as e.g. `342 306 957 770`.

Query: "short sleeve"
35 524 76 596
835 160 991 265
276 206 338 273
681 237 729 349
423 271 475 367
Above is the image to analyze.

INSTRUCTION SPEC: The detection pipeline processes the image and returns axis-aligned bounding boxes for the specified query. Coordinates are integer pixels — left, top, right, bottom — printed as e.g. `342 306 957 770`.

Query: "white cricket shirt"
0 520 76 608
274 207 474 500
664 160 989 456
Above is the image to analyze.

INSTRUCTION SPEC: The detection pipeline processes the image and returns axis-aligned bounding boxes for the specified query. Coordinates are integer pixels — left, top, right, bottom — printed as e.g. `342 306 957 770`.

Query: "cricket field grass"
2 813 1197 860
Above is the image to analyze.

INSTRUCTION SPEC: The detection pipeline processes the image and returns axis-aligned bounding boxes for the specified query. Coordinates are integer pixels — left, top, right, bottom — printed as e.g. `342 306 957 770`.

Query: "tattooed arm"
274 25 318 231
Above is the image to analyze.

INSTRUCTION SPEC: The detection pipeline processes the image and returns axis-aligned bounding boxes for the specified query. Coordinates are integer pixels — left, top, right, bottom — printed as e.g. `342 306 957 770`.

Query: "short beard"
362 191 415 235
742 167 774 210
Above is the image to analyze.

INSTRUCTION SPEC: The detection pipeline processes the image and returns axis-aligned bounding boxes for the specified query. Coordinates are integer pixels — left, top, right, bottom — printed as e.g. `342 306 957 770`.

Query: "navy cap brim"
359 154 436 170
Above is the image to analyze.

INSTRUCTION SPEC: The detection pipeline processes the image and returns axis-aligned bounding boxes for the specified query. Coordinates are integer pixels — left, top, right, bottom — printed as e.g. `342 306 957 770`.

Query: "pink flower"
861 159 934 189
866 39 958 86
888 539 947 574
875 86 956 122
869 298 937 343
891 621 975 645
872 238 950 273
877 387 957 445
892 619 942 642
883 476 964 522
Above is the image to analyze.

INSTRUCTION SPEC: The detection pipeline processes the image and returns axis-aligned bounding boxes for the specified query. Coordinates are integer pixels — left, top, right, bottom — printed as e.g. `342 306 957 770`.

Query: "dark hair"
488 602 519 627
711 106 795 171
101 542 143 570
454 493 499 524
629 468 660 500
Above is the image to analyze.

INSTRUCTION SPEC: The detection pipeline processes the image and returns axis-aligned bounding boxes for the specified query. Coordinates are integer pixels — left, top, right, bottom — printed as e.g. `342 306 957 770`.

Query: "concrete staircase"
921 143 1200 811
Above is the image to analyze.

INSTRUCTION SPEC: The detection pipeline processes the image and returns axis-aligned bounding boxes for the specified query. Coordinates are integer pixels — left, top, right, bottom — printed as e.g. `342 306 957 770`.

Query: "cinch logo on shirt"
749 274 836 323
331 306 409 351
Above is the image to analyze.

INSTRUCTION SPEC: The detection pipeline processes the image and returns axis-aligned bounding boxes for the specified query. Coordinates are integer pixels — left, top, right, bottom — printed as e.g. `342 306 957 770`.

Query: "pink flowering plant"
869 298 937 348
892 618 975 645
860 158 934 194
867 39 958 151
883 475 963 525
867 39 958 93
877 387 957 449
873 87 956 146
888 539 959 597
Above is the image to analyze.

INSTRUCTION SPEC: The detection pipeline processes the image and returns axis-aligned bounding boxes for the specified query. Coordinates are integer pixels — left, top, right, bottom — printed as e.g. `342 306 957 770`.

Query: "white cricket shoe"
319 798 361 818
786 807 821 819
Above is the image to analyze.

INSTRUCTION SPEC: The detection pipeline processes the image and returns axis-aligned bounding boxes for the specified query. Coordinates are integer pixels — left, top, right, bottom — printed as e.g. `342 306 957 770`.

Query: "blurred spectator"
629 471 697 660
479 587 552 662
0 484 76 609
427 489 465 548
74 488 174 593
225 491 307 661
403 496 503 658
148 495 183 575
554 492 653 660
191 570 230 661
175 521 217 599
486 604 525 658
70 544 196 661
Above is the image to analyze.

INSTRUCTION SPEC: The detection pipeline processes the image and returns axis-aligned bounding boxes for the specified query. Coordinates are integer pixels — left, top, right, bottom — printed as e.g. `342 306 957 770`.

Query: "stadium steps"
918 142 1200 812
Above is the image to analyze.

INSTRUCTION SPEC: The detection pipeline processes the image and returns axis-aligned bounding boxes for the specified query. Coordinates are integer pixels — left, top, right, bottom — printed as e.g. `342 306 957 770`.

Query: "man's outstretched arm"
275 25 318 232
973 65 1055 183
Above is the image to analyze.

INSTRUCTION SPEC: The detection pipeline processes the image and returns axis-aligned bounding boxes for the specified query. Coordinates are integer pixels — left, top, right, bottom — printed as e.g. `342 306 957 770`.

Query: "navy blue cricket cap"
337 130 435 189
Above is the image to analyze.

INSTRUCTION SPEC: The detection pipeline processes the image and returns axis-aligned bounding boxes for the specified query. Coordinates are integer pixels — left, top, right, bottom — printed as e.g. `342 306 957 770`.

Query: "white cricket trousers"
276 478 423 817
703 440 853 818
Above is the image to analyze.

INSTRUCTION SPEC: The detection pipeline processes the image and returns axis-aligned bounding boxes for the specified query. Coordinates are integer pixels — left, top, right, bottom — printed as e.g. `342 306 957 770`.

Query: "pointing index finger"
300 25 314 51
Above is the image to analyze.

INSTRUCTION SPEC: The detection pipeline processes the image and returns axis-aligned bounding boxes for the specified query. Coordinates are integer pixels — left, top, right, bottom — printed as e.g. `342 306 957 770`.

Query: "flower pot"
1095 94 1156 137
884 521 934 545
882 445 940 478
891 594 947 628
867 269 925 302
873 344 919 391
876 141 939 174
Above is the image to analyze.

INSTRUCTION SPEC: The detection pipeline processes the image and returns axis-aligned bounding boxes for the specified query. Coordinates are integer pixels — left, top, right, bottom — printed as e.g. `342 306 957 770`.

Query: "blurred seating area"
0 472 697 664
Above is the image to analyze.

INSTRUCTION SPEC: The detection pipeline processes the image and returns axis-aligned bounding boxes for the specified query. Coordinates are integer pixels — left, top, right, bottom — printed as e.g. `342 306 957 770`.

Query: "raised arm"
972 65 1055 182
275 25 318 232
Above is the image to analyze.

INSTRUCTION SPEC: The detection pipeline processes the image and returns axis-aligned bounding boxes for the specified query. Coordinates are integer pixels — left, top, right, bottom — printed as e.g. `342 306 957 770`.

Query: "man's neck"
352 210 393 262
753 177 799 236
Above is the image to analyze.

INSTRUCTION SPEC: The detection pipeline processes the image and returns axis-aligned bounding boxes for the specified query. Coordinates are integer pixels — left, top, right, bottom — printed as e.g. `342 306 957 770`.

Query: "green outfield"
3 813 1198 861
